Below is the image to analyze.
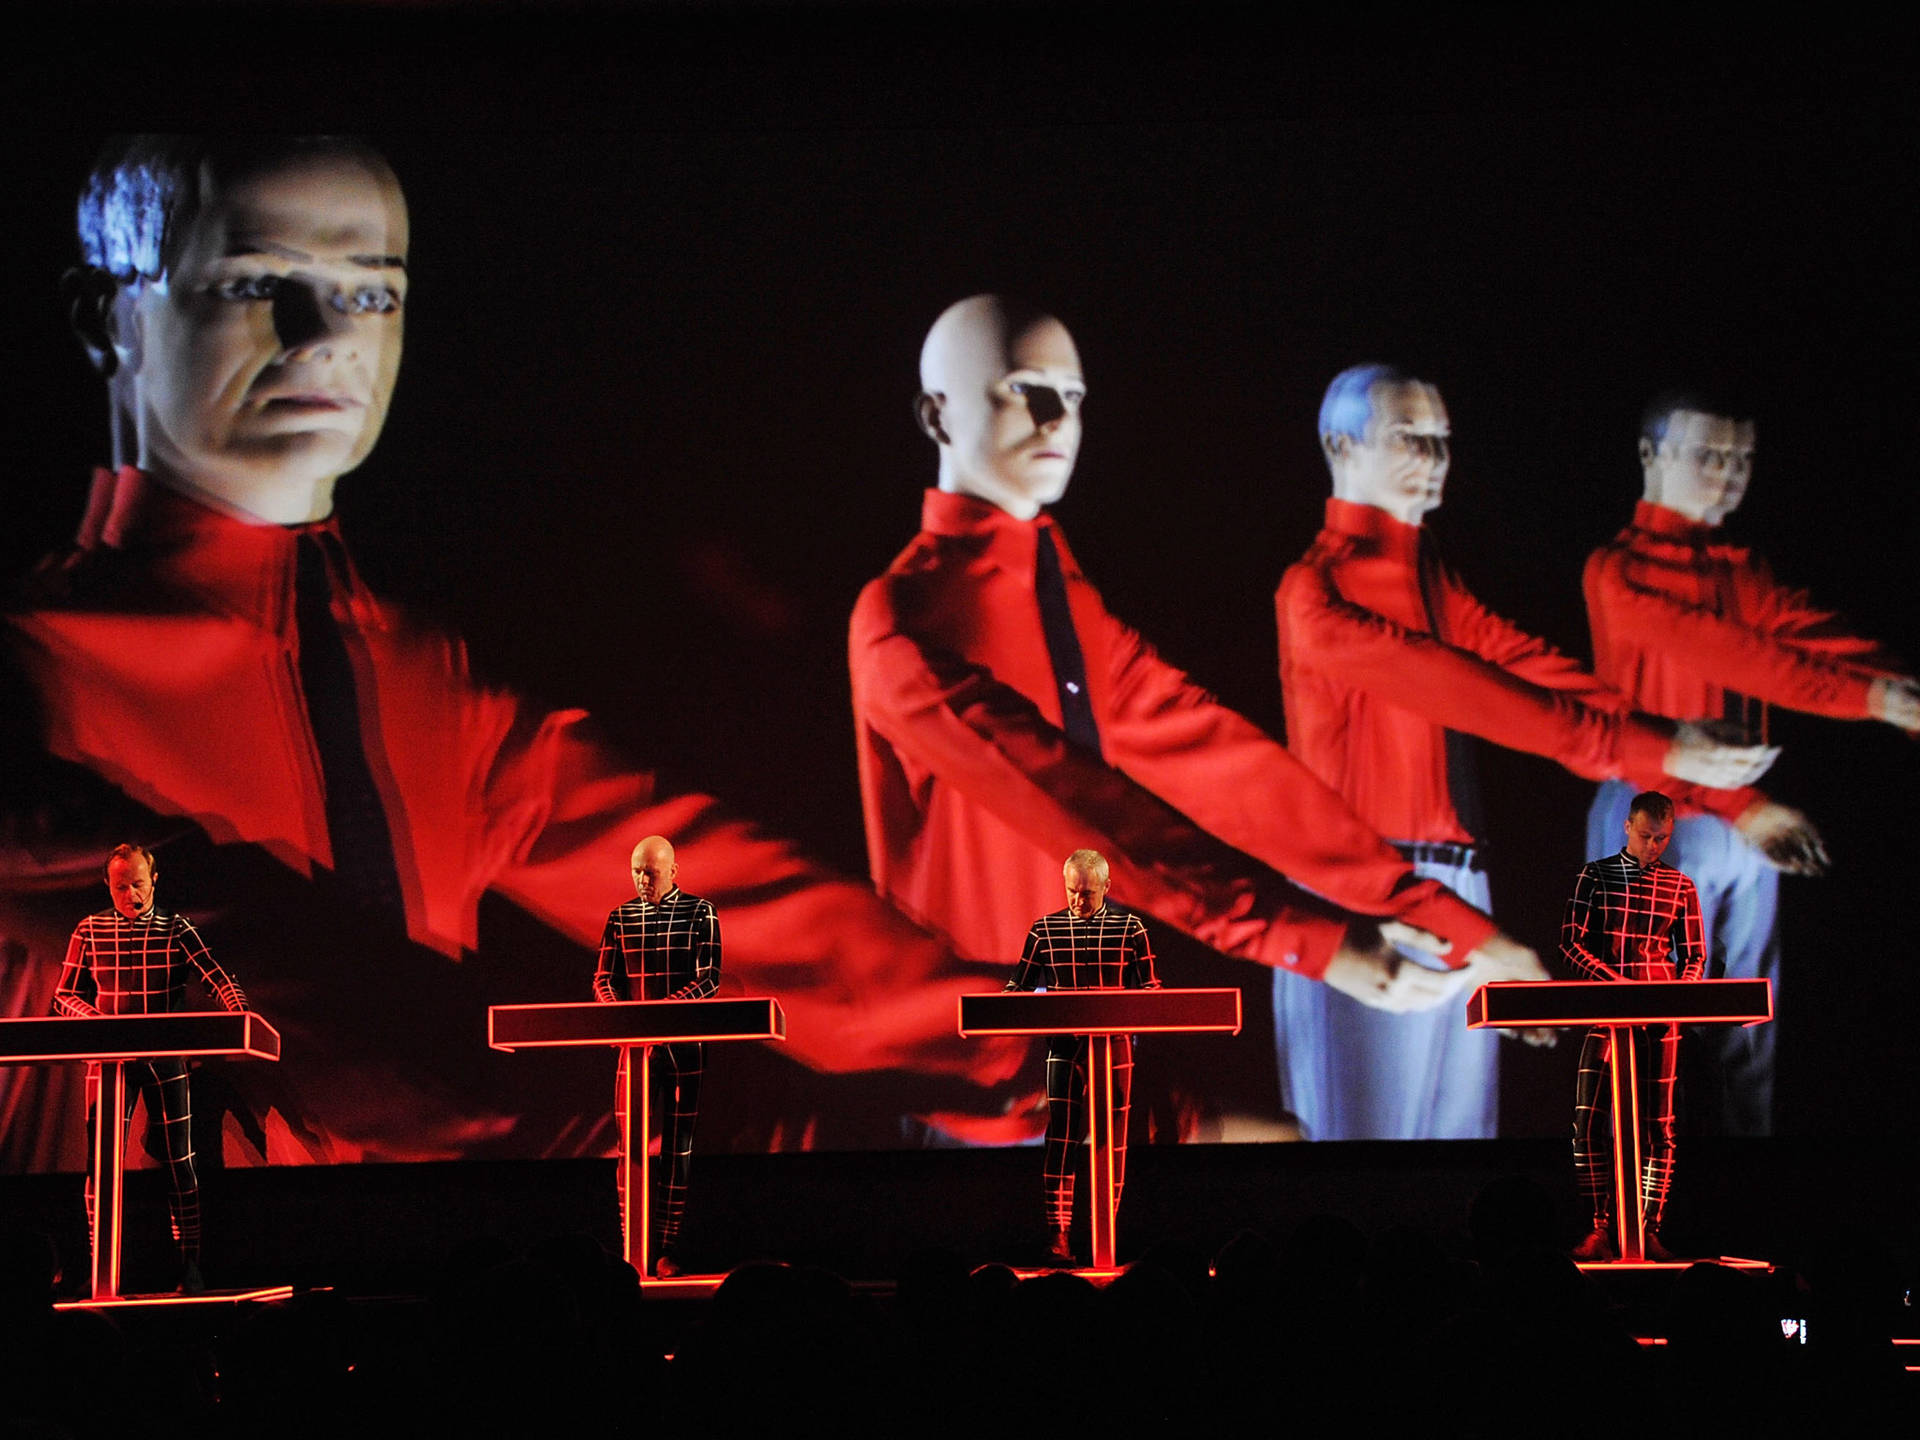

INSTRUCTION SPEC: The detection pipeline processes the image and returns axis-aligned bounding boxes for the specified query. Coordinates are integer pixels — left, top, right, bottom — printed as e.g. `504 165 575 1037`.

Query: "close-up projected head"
1062 848 1110 919
1318 364 1450 526
104 843 158 921
71 136 409 526
916 294 1083 520
630 835 679 904
1638 397 1755 527
1622 791 1676 866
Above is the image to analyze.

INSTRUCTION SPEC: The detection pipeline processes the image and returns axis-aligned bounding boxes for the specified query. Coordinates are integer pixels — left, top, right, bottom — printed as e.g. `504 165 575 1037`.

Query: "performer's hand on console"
1323 921 1471 1013
1663 720 1779 788
1735 801 1831 876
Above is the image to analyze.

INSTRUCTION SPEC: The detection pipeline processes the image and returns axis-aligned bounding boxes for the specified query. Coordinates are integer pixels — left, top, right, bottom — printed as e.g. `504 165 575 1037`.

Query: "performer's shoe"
1571 1228 1616 1262
653 1253 684 1279
1045 1231 1075 1266
1641 1230 1680 1263
174 1260 206 1295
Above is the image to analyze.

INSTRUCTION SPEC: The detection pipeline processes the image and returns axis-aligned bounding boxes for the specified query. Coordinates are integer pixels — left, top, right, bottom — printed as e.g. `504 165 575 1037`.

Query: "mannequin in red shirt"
1274 365 1772 1138
1584 394 1919 1132
851 299 1549 1141
1 136 1022 1171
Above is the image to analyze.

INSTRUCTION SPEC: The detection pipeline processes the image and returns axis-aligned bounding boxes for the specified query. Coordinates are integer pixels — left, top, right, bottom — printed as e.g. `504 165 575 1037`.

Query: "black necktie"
1035 525 1101 754
1417 544 1486 844
294 531 405 916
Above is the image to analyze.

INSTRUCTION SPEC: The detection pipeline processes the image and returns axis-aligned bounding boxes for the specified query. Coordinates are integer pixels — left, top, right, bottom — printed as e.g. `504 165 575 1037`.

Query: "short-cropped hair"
77 134 388 283
1639 389 1747 446
1626 791 1675 825
105 842 156 877
1064 848 1110 883
1319 363 1411 443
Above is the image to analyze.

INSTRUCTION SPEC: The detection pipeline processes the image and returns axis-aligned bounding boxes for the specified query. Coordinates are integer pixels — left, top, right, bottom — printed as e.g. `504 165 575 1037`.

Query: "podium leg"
1607 1025 1646 1262
619 1045 655 1277
92 1060 127 1301
1088 1034 1118 1270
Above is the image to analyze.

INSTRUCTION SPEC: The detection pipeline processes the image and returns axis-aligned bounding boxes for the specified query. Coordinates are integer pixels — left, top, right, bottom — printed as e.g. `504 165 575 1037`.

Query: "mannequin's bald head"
915 295 1084 520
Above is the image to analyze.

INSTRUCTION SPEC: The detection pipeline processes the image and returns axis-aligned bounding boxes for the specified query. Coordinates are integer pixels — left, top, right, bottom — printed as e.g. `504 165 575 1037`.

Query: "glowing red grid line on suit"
0 1012 282 1301
488 997 785 1281
959 988 1240 1271
1467 979 1770 1264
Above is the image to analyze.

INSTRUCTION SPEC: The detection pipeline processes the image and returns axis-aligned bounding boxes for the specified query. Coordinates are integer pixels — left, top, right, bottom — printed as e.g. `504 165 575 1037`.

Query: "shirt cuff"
1261 909 1346 981
1619 716 1675 781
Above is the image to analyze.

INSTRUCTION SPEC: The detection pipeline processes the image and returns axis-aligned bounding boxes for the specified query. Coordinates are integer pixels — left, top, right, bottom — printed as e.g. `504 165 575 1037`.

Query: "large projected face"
1328 379 1451 526
125 152 409 525
918 298 1084 520
1640 409 1755 527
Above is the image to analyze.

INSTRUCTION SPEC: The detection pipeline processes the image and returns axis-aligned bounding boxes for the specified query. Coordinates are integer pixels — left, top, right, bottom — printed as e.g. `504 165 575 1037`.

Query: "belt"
1393 840 1484 873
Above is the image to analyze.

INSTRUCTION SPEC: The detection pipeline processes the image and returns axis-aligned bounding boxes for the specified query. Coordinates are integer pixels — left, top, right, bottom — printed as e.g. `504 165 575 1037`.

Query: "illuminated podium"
0 1012 281 1300
1467 979 1772 1262
488 997 786 1278
959 988 1242 1270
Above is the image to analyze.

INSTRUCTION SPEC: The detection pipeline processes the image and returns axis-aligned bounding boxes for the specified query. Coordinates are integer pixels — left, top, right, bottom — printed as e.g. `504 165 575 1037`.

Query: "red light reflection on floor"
55 1283 295 1311
1574 1254 1770 1273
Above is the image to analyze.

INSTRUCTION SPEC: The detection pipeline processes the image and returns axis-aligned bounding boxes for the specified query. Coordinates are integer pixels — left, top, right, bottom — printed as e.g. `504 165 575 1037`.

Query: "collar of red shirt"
1321 496 1425 564
918 487 1085 589
71 465 372 629
1631 499 1718 544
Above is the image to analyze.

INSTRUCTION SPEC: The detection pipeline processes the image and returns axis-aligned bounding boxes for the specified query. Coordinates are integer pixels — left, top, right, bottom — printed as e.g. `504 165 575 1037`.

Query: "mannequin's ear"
62 265 129 379
1637 436 1658 471
1321 431 1350 466
915 390 949 445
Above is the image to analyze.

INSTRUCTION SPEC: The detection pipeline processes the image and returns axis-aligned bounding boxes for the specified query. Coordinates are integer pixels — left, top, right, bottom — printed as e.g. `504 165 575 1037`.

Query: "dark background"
4 3 1915 1144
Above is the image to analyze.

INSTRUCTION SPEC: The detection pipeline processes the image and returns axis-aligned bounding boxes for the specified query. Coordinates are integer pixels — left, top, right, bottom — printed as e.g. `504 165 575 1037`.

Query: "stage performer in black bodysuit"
1005 848 1158 1263
52 843 248 1289
593 835 719 1277
1561 791 1705 1261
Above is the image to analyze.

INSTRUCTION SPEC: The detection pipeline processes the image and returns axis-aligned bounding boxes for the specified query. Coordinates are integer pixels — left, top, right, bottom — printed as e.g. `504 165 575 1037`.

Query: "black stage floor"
5 1138 1916 1298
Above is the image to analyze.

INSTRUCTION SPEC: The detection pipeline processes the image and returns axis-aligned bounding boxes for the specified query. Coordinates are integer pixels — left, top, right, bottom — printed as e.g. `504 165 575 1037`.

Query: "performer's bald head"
630 835 678 903
915 295 1084 520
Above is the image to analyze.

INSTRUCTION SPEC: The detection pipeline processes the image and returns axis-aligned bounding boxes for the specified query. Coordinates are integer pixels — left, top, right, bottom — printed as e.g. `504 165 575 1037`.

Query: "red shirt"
849 489 1496 983
1586 500 1898 740
1277 499 1754 840
5 473 1020 1157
